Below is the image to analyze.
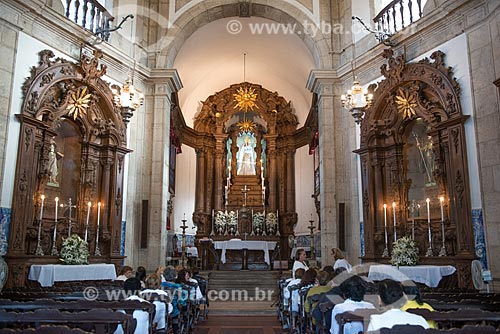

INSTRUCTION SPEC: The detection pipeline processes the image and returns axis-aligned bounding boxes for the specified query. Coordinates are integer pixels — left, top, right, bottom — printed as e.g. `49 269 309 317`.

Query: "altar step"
207 270 282 315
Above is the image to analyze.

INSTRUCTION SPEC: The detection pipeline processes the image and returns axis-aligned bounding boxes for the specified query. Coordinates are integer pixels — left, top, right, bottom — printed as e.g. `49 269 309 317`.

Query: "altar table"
368 264 456 288
214 240 277 265
29 263 117 287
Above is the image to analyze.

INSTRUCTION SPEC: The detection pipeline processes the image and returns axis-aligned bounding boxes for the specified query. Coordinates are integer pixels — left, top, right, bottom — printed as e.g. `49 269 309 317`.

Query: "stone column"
139 69 182 269
307 70 338 266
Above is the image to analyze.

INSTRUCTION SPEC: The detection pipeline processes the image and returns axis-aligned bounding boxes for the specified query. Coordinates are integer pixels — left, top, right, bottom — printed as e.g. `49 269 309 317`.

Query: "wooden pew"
407 309 500 328
0 308 136 334
378 324 500 333
0 299 155 334
0 325 93 334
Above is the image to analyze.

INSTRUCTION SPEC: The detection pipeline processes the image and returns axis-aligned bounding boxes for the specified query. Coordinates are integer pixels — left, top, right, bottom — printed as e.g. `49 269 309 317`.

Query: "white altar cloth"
368 264 456 288
214 240 277 265
187 246 198 257
29 263 117 287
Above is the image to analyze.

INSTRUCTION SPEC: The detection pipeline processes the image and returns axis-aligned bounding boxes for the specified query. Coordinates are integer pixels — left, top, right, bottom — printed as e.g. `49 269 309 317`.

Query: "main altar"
171 80 318 270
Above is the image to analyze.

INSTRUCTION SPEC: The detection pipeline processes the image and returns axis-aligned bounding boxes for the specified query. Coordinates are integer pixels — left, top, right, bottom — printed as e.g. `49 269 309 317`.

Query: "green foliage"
60 234 89 265
390 236 419 266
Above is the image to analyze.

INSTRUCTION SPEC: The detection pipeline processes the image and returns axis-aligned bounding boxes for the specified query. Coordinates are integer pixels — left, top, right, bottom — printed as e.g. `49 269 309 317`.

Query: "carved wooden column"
195 148 206 213
265 135 278 210
214 134 227 211
285 146 296 213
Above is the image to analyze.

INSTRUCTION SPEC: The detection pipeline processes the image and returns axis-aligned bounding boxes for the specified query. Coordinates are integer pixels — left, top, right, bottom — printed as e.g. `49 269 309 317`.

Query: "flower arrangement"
252 212 265 228
391 236 419 267
265 212 278 226
215 211 227 227
227 211 238 226
60 234 89 265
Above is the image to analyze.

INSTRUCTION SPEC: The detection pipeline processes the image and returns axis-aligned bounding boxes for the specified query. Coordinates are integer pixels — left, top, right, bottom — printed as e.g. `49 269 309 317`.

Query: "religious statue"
47 139 63 186
237 135 256 175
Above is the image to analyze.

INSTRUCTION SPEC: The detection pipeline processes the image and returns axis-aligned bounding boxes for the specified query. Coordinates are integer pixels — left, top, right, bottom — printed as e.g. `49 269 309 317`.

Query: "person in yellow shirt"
400 282 436 328
305 271 331 315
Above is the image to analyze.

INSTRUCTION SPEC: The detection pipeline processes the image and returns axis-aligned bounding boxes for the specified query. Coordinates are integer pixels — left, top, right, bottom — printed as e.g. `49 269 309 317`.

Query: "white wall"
294 145 316 235
173 145 197 234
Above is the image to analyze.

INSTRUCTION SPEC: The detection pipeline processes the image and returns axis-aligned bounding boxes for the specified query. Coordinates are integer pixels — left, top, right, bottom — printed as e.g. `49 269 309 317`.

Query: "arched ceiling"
173 17 316 127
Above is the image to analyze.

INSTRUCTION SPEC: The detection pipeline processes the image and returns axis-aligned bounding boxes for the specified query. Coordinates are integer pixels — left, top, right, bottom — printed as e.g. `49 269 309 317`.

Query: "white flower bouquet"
391 236 419 266
60 234 89 265
252 212 265 228
265 212 278 226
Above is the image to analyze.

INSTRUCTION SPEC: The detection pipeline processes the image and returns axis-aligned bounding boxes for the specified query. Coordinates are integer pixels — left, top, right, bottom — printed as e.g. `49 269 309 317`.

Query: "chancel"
0 0 499 333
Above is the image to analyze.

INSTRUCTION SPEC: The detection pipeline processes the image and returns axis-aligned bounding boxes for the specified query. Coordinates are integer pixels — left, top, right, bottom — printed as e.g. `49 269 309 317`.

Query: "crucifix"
60 198 77 237
241 185 250 207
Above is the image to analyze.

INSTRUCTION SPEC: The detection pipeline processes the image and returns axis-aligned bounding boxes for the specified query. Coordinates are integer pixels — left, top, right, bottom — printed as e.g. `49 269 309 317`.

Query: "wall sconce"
341 77 373 124
111 77 144 125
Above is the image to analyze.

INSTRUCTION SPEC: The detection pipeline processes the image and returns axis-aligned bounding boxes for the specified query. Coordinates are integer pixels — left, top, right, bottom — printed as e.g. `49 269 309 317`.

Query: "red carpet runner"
193 315 284 334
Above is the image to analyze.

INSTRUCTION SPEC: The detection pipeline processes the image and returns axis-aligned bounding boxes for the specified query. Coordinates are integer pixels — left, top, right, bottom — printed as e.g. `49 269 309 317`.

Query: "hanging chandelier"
341 77 373 124
111 76 144 125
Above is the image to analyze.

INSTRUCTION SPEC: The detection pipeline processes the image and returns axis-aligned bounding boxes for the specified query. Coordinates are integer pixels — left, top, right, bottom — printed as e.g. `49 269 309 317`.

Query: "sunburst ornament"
237 119 256 132
66 86 92 120
233 86 259 112
395 88 417 119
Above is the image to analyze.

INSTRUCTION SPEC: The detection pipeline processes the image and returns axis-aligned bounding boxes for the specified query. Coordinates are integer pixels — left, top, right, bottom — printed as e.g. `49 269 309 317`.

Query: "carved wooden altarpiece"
171 83 317 269
5 50 131 287
356 49 475 288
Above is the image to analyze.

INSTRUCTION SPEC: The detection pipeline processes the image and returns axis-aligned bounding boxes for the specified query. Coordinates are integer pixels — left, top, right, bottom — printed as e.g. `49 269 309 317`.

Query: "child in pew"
400 281 436 328
306 271 332 329
161 266 187 334
367 279 429 333
115 277 150 334
116 266 134 281
284 268 305 312
330 274 376 334
140 273 173 332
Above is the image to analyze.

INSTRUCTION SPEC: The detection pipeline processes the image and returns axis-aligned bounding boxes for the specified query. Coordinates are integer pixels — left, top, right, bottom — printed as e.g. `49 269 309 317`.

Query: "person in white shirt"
292 248 309 279
283 268 305 312
367 279 429 333
330 275 375 334
332 248 352 272
140 273 172 331
114 277 150 334
116 266 134 281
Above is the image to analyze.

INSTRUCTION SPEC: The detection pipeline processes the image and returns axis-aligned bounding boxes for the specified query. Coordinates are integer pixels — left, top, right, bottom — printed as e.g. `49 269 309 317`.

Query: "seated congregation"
0 265 209 334
278 250 500 334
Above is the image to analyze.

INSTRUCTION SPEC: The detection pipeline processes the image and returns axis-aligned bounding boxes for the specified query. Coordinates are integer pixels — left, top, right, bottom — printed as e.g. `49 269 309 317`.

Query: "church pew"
378 324 500 334
0 308 136 334
0 325 93 334
0 299 155 334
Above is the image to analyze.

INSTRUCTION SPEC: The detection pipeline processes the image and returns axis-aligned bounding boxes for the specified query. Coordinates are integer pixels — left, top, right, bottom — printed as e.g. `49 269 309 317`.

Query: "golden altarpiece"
171 83 317 269
5 50 131 287
356 49 475 288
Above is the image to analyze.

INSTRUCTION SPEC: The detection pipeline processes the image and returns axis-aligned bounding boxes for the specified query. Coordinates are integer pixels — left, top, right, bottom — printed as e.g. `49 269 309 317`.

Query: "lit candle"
37 195 45 242
392 202 397 241
53 197 59 240
383 204 388 245
97 202 101 228
426 198 431 244
440 196 445 244
39 195 45 222
85 202 91 242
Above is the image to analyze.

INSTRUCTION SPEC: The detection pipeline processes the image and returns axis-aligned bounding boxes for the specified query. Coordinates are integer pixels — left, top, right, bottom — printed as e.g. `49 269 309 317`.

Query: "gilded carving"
81 50 107 81
451 128 460 154
40 72 55 87
24 128 33 152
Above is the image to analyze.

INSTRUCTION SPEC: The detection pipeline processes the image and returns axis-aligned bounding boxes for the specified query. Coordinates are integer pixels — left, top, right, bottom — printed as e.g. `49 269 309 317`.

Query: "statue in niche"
237 134 256 175
47 139 64 187
411 125 435 186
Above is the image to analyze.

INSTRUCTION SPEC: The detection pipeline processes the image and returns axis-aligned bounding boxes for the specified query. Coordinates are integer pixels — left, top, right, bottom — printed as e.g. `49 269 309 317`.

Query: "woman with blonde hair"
332 248 352 272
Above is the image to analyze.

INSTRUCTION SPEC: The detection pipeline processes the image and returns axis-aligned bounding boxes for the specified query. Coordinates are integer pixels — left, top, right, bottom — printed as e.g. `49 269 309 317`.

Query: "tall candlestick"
97 202 101 228
95 202 102 256
35 195 45 256
411 204 415 240
382 204 388 257
392 202 397 241
54 197 59 240
51 197 59 256
439 196 446 256
210 209 215 237
85 202 91 242
425 198 433 256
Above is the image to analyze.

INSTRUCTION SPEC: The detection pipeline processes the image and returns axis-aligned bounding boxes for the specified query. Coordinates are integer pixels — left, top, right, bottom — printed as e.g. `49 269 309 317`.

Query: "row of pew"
276 277 500 334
